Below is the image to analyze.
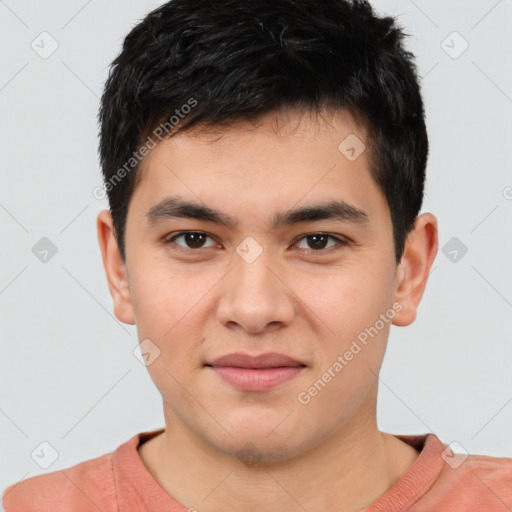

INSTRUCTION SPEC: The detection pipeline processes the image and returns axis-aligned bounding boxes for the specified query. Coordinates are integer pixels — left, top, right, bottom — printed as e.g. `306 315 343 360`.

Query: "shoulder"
2 452 116 512
456 451 512 490
431 450 512 510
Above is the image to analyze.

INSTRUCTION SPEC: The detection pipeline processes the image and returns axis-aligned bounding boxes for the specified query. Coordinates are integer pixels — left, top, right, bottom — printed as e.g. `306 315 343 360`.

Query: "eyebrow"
146 195 369 230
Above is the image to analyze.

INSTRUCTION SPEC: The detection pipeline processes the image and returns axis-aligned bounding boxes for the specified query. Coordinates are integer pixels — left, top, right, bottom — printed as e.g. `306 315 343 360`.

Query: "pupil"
186 233 205 249
309 235 327 249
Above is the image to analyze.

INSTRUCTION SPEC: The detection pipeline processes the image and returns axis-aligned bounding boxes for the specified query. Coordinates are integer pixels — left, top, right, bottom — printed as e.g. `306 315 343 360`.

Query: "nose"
216 248 296 335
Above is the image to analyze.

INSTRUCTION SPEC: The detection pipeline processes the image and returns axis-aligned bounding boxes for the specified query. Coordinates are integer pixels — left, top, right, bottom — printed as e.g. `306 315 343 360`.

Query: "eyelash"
163 231 350 255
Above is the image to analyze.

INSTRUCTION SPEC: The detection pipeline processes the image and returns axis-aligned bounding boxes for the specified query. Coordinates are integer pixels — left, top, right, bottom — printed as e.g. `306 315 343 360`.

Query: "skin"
97 107 438 512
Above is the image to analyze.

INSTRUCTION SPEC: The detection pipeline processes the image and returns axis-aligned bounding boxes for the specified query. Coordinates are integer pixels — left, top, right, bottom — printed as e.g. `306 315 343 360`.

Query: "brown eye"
165 232 215 250
295 233 348 252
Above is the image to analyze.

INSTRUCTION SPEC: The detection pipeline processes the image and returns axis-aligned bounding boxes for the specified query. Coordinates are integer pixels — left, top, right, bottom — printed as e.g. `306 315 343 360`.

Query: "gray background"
1 0 511 494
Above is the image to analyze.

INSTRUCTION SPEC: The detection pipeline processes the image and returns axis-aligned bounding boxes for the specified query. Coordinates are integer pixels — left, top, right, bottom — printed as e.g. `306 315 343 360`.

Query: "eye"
163 231 349 254
164 231 217 252
294 233 349 253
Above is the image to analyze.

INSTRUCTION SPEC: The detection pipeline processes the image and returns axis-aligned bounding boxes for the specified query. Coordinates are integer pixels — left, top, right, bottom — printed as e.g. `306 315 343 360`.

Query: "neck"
139 392 419 512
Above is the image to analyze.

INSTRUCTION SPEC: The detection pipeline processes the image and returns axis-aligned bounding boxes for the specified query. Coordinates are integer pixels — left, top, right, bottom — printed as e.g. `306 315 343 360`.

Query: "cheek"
127 268 206 374
290 265 394 402
292 265 393 338
293 272 391 427
129 262 203 330
129 270 206 403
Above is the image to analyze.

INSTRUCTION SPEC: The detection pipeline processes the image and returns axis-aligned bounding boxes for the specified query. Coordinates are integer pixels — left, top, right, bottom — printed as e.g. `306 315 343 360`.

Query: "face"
98 108 434 462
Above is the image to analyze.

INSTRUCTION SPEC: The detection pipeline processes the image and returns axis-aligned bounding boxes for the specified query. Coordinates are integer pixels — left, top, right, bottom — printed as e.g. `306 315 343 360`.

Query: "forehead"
135 107 370 179
129 107 388 230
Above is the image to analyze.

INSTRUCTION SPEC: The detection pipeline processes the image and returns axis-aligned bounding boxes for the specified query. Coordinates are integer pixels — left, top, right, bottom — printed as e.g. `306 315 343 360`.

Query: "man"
3 0 511 510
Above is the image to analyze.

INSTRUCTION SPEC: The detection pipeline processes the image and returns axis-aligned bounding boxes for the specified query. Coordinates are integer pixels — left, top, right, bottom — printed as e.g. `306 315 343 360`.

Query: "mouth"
204 352 307 391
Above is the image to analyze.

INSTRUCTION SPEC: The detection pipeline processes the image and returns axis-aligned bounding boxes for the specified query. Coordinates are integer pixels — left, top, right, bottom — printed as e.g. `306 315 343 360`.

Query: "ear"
96 209 136 325
392 213 438 326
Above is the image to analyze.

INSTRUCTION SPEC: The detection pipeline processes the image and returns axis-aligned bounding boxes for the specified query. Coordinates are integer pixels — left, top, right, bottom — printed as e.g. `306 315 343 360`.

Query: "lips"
205 352 306 369
205 352 307 391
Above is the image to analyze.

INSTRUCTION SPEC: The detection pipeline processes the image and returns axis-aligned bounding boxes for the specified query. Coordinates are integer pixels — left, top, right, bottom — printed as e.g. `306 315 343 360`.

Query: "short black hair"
98 0 428 264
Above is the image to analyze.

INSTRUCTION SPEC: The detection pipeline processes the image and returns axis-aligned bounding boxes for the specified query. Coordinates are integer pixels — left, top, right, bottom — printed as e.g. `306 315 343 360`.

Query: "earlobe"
96 210 136 325
392 213 438 327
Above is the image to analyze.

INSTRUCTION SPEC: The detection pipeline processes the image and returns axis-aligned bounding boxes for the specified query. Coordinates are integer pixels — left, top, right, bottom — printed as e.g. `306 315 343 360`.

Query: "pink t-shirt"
3 428 511 511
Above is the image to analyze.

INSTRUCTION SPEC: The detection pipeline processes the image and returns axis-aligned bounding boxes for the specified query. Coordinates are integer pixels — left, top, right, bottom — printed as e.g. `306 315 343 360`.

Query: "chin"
216 421 311 462
219 435 306 465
